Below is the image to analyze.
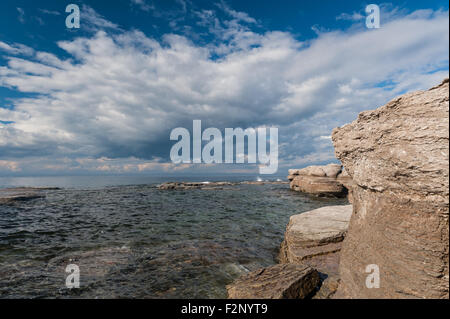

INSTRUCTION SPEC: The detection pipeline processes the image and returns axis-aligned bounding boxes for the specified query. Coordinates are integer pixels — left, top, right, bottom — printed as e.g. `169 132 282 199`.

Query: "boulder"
226 263 320 299
288 169 301 176
279 205 353 276
287 164 351 197
290 175 347 197
332 79 449 298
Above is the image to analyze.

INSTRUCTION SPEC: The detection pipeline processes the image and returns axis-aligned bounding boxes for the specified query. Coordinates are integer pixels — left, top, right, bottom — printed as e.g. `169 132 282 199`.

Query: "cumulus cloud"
0 6 448 175
0 41 34 56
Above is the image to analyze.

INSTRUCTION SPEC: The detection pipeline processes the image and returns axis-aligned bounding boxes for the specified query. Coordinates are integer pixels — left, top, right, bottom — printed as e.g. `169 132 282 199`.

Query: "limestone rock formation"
226 263 320 299
332 78 449 298
288 164 351 197
279 205 352 290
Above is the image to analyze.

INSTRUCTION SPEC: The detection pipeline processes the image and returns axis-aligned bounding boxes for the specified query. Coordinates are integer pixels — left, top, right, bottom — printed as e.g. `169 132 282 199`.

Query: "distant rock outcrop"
288 164 352 198
0 187 57 204
226 263 320 299
158 180 288 190
332 79 449 298
158 181 237 190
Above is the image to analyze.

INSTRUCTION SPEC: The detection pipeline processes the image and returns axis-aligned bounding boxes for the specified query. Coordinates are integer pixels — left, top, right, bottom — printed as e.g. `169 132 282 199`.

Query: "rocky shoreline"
227 78 449 299
157 180 288 190
227 204 352 299
0 187 59 204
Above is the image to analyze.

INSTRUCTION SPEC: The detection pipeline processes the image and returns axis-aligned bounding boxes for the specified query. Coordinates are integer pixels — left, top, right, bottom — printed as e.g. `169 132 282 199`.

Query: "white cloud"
131 0 154 12
81 5 121 32
39 9 61 16
0 7 448 174
216 1 257 24
0 41 34 56
336 12 364 21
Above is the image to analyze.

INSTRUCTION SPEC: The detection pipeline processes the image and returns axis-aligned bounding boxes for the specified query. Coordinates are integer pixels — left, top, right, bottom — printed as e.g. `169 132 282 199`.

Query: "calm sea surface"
0 176 347 298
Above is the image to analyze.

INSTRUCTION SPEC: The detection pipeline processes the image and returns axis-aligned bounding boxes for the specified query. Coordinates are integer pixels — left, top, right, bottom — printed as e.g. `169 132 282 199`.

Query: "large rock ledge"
279 205 353 298
279 205 352 267
332 78 449 299
288 164 353 199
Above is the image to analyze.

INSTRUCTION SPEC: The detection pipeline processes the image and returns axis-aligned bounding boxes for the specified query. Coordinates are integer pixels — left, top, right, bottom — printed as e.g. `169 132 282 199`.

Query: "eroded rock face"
332 79 449 299
226 263 320 299
288 164 350 197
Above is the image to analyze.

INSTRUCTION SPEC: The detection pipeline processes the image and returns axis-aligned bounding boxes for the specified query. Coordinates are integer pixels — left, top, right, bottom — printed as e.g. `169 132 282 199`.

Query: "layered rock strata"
279 205 353 298
332 79 449 298
288 164 352 198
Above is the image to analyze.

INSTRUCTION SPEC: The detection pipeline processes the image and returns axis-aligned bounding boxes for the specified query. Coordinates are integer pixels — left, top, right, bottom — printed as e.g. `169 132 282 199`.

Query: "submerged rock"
158 180 288 190
157 182 236 190
0 187 56 204
332 78 449 298
226 263 320 299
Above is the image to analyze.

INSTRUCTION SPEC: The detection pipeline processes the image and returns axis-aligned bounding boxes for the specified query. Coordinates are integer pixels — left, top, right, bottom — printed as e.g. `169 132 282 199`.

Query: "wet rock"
226 263 320 299
0 187 55 204
332 78 449 298
158 180 288 190
157 182 236 190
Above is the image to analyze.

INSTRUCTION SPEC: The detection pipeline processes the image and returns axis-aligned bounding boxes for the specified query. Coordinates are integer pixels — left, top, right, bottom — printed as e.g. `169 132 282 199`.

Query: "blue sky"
0 0 449 176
